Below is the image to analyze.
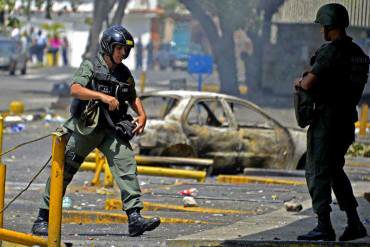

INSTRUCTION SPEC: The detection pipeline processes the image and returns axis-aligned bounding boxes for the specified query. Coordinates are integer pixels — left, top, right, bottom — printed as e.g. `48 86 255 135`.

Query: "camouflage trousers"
305 123 358 214
40 129 143 211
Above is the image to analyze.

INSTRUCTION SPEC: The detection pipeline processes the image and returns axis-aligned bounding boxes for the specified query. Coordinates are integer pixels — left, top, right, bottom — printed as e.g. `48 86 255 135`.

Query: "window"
227 101 273 128
187 100 229 127
140 96 179 119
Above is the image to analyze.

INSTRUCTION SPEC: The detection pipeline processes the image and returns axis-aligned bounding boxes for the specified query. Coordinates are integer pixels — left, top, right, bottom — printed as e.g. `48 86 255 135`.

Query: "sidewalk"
167 181 370 247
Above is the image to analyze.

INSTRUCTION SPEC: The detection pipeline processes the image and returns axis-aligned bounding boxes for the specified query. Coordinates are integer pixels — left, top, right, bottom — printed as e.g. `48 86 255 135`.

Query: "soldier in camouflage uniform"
31 25 160 237
294 3 369 241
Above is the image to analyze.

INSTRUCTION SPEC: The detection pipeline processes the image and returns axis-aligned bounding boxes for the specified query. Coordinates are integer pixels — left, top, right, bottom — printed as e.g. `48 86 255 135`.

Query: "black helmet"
100 25 135 58
314 3 349 28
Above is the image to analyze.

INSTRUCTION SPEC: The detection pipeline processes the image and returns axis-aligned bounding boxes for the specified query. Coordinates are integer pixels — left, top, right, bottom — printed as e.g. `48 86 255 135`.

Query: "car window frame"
182 96 234 130
222 98 280 130
139 94 181 120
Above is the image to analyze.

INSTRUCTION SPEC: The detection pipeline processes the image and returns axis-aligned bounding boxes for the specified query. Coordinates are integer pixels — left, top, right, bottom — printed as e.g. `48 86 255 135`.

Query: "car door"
223 99 293 169
182 97 241 172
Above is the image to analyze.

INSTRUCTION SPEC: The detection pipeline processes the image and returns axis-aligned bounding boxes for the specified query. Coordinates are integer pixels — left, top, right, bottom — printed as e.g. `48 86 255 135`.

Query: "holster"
294 88 314 128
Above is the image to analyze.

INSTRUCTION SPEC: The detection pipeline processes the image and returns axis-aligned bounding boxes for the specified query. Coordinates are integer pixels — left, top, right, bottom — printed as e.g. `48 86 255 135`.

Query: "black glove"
115 118 136 141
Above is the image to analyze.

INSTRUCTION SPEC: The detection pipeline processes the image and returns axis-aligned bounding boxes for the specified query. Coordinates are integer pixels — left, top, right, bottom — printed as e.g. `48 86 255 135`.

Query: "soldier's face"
112 45 125 63
320 26 330 41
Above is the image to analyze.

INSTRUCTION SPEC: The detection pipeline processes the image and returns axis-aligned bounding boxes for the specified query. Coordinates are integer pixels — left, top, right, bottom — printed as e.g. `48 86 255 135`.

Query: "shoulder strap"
101 106 117 130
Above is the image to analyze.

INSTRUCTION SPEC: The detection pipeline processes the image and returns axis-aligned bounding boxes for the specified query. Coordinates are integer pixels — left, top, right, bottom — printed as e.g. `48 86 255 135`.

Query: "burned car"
132 90 306 174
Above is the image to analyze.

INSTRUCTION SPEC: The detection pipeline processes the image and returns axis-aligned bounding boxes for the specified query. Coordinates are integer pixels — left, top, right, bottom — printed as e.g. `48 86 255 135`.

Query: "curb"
165 239 370 247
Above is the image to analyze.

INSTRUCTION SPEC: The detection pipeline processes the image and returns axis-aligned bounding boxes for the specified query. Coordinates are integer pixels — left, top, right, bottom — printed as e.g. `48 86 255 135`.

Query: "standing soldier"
31 25 161 237
294 3 369 241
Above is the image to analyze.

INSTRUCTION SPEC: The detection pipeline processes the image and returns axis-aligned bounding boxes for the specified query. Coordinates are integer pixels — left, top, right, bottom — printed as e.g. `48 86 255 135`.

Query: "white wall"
69 31 89 67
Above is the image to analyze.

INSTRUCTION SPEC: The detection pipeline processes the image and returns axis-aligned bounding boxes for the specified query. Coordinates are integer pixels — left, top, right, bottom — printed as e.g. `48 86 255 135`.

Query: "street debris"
4 115 23 124
178 188 199 197
347 143 370 157
96 187 114 195
284 201 303 212
8 123 26 133
183 196 198 207
62 196 73 209
44 114 66 123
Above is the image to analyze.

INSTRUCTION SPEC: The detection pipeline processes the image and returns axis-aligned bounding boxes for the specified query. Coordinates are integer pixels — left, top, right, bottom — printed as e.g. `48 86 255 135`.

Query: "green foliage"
7 15 19 27
84 16 93 26
158 0 186 14
0 0 16 12
41 22 65 37
200 0 261 32
35 0 43 10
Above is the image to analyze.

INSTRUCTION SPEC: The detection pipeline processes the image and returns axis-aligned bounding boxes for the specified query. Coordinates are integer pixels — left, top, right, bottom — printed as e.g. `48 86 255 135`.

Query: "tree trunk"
179 0 239 95
245 0 284 93
45 0 52 19
26 0 31 21
217 20 239 95
244 32 263 92
111 0 129 25
84 0 115 59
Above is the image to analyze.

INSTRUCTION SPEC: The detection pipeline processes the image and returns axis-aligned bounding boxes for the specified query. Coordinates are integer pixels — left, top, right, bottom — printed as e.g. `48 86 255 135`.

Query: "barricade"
0 116 67 246
358 103 368 137
80 153 209 184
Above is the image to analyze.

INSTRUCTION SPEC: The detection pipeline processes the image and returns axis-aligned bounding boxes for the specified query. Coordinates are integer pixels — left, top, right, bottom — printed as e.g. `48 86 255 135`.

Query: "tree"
179 0 259 95
110 0 129 26
0 0 16 31
45 0 52 19
245 0 284 92
83 0 130 59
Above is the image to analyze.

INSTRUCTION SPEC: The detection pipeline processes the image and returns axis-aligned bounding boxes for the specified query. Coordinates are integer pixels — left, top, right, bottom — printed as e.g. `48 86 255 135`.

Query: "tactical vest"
309 38 369 123
70 56 134 124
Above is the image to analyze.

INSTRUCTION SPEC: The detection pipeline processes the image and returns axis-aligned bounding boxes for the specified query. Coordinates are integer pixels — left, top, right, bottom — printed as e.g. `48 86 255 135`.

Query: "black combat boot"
127 208 160 237
297 213 336 241
31 208 49 236
339 209 368 241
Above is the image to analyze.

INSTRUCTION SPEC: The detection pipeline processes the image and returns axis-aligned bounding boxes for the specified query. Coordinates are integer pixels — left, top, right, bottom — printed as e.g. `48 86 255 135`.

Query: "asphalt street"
0 66 369 246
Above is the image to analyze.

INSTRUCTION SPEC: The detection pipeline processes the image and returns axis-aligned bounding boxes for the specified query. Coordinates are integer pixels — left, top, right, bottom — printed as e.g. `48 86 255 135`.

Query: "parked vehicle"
0 37 28 75
155 43 176 70
131 90 307 174
155 42 203 71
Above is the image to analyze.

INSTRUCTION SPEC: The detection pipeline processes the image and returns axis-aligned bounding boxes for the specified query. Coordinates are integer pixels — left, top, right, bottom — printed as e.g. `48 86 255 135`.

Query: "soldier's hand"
100 94 119 111
294 77 302 91
133 115 146 135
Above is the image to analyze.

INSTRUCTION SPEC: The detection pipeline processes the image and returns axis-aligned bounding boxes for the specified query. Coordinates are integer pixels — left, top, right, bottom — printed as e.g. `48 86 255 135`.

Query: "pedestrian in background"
48 34 62 66
135 37 143 70
294 3 369 242
35 30 47 64
146 41 153 70
62 36 69 66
